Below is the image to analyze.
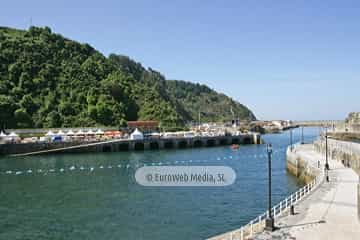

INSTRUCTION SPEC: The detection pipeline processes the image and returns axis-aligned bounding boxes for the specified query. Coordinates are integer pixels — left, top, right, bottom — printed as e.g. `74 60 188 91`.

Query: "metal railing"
211 149 324 240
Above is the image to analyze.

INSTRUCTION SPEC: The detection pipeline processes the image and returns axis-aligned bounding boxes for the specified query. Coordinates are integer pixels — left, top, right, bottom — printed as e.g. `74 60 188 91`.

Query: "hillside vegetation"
0 26 255 129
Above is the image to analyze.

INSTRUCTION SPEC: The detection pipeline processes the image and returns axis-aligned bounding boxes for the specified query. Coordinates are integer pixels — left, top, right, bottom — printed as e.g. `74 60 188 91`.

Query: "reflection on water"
0 128 319 240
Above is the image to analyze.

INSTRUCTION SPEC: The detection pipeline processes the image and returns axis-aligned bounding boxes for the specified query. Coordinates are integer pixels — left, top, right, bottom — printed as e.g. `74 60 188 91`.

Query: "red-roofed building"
127 121 159 132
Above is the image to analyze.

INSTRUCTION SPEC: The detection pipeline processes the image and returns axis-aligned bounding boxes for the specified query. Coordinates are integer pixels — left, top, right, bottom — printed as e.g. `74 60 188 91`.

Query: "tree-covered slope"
165 80 256 122
0 26 255 129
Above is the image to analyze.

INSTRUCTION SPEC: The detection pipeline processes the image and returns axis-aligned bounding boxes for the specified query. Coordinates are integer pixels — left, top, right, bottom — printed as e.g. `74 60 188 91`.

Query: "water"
0 128 319 240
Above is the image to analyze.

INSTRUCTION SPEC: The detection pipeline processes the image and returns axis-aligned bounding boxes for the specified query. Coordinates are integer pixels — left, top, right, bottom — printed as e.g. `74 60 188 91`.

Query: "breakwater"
0 133 261 156
250 141 360 239
208 143 323 240
314 138 360 219
286 144 321 184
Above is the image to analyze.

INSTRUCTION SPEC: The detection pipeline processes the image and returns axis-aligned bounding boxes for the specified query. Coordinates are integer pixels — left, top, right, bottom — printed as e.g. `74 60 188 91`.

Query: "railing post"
250 221 253 236
223 166 326 240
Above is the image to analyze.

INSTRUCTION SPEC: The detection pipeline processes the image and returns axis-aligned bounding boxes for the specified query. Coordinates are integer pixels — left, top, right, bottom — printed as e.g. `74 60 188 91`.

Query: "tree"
14 108 33 128
20 94 38 115
44 111 62 127
0 95 16 129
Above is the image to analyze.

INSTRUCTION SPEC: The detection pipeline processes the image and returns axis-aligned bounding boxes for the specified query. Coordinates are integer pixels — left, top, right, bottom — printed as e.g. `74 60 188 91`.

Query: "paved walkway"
254 144 360 240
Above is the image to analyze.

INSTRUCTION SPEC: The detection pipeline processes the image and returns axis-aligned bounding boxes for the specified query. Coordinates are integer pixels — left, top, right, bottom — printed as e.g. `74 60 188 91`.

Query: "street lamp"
265 143 275 231
290 129 293 151
301 127 304 144
325 134 330 182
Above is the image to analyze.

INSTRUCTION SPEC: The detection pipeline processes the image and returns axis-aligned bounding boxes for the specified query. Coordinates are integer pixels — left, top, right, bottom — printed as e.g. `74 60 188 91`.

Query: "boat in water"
230 144 240 150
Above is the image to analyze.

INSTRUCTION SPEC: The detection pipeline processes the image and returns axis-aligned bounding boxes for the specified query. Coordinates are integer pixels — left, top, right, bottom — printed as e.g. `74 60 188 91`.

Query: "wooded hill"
0 26 256 129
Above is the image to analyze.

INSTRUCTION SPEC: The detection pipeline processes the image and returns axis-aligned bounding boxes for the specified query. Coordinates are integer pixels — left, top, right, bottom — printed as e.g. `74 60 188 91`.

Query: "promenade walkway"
254 144 360 240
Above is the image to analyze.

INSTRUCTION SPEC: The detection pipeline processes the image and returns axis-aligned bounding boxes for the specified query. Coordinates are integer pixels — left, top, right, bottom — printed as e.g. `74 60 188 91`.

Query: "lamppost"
301 127 304 144
265 143 275 231
325 134 330 182
290 129 293 151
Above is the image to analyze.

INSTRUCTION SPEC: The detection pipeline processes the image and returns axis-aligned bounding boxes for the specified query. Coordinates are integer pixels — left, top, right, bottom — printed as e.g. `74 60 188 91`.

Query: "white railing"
213 165 324 240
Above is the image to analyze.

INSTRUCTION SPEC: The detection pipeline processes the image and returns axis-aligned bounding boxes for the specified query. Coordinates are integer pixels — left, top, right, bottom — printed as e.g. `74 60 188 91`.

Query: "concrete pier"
286 145 321 184
208 141 360 240
1 133 261 156
252 143 360 240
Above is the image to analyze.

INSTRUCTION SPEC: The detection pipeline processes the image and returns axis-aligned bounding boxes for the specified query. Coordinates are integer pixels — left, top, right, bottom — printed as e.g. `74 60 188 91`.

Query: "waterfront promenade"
254 144 360 240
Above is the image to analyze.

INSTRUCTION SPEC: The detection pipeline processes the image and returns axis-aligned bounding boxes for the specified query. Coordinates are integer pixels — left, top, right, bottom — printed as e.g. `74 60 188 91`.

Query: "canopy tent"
95 129 104 135
105 131 121 136
130 128 144 140
66 130 75 135
57 130 65 136
75 130 85 135
86 129 95 135
45 131 55 136
8 132 19 139
0 131 7 138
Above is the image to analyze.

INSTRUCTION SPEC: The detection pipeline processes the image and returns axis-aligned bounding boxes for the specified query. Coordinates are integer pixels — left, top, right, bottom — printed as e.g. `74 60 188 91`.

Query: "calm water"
0 128 319 240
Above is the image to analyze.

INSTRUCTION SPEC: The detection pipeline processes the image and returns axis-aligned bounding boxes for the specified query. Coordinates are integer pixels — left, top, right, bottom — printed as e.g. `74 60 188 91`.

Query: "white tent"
95 129 104 135
66 130 75 135
75 130 85 135
57 130 65 135
86 129 95 135
8 132 19 139
0 131 7 138
130 128 144 140
46 131 55 136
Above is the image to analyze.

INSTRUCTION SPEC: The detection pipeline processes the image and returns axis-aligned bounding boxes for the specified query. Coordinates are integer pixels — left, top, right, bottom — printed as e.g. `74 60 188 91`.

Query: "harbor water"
0 128 319 240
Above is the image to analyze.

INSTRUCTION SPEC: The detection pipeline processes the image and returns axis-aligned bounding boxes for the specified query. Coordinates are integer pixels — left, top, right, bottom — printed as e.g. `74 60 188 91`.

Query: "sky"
1 0 359 120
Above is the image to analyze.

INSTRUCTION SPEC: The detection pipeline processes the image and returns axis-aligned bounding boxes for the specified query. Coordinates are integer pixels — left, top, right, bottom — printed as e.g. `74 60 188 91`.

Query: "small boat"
231 144 240 149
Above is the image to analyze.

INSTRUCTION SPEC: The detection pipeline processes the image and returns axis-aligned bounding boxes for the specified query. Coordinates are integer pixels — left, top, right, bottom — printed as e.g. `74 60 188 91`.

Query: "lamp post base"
265 218 275 231
325 163 330 170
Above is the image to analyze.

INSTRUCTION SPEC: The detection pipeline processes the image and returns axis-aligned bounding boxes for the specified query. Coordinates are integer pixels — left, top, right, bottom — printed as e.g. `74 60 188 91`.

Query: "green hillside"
0 26 256 130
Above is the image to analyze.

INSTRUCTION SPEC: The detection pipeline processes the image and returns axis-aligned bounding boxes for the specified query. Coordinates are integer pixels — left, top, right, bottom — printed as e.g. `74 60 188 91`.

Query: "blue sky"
1 0 359 120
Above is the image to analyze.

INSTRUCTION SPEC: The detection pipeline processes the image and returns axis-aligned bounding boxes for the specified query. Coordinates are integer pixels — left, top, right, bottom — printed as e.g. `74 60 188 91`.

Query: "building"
127 121 159 133
345 112 360 132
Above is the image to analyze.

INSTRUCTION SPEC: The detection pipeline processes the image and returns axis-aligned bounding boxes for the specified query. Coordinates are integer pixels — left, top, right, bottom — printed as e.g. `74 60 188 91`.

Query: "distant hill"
0 26 256 129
